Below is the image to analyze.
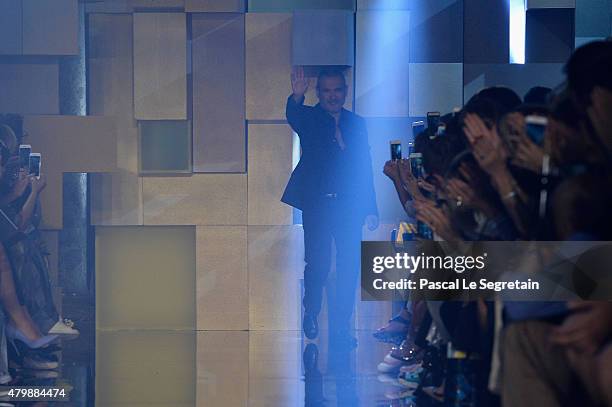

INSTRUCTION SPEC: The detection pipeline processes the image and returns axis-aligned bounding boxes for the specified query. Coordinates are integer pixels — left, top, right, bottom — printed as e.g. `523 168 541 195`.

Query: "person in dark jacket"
283 67 378 345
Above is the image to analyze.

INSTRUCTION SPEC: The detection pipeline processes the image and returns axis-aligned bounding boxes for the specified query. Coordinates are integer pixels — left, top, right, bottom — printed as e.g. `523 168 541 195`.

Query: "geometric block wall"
3 0 595 339
4 1 603 403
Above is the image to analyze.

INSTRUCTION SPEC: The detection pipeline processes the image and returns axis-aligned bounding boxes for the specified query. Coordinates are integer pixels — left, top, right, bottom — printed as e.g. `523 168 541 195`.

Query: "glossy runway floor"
107 329 393 406
16 328 401 406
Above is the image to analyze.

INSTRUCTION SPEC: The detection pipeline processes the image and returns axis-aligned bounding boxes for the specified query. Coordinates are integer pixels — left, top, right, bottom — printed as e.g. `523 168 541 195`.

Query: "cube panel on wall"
357 0 410 9
88 13 143 226
196 227 248 330
408 63 463 117
133 12 187 120
526 0 575 8
192 13 246 173
464 0 509 63
186 0 245 11
246 13 293 120
23 115 118 229
248 0 354 12
0 0 22 54
248 225 305 330
525 8 575 63
96 226 196 330
292 10 354 66
575 0 611 37
131 0 185 7
0 63 59 115
22 0 79 55
139 120 192 174
143 174 247 225
355 10 411 117
408 0 463 63
247 124 293 225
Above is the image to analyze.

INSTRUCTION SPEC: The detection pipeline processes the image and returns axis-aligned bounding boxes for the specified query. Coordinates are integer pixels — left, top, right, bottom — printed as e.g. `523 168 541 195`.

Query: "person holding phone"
283 67 378 346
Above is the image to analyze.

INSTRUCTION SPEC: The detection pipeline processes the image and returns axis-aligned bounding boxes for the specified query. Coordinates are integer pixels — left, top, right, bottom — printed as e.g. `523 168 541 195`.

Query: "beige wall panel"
246 13 292 120
0 63 59 115
131 0 185 7
247 124 293 225
22 0 78 55
88 14 143 225
192 13 245 173
23 116 118 172
196 332 248 407
97 331 196 406
409 63 463 117
88 14 135 125
246 14 352 120
0 0 22 54
143 174 247 225
85 0 133 13
357 0 411 9
248 226 304 330
355 10 411 117
248 332 303 406
196 226 248 330
23 115 118 229
96 226 196 330
133 13 187 120
90 172 143 226
186 0 244 12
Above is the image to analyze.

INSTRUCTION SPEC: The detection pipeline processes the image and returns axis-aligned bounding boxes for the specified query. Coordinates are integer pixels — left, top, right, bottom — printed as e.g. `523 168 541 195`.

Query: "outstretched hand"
291 66 310 100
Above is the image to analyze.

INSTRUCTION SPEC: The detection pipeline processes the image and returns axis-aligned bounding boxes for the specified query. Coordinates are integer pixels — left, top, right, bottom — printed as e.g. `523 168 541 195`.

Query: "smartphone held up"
29 153 41 179
19 144 31 169
390 140 402 161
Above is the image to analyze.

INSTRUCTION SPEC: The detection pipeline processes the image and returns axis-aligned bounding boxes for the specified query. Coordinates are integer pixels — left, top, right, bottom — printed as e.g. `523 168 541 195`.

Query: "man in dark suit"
282 66 378 346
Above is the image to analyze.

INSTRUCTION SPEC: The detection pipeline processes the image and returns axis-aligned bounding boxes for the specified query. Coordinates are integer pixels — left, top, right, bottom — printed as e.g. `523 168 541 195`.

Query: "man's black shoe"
303 313 319 339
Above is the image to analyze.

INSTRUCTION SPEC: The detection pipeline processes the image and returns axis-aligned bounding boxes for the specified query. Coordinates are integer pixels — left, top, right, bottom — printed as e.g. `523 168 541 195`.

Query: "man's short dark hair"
316 68 347 89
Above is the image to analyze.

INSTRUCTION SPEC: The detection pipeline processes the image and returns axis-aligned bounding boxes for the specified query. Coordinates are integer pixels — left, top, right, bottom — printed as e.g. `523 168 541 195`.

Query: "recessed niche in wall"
138 120 192 174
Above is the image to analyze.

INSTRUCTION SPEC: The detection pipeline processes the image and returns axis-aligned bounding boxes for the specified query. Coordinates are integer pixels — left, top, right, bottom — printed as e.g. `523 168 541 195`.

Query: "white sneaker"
48 319 79 337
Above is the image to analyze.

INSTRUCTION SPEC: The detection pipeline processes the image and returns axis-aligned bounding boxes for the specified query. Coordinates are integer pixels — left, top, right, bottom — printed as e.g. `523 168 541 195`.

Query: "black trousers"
302 198 363 334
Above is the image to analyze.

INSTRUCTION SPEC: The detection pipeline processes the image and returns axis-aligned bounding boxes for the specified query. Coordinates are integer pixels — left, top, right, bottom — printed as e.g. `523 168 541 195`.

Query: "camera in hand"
29 153 41 178
19 144 31 169
412 120 425 139
390 140 402 161
525 115 547 145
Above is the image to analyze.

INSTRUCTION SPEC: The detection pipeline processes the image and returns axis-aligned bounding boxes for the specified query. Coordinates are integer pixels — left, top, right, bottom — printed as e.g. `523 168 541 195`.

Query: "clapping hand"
414 199 459 242
13 170 32 197
383 159 400 181
463 114 508 176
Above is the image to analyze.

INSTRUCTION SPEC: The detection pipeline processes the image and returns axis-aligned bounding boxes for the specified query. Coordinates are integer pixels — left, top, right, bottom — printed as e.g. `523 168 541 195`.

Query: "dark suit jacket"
281 95 378 222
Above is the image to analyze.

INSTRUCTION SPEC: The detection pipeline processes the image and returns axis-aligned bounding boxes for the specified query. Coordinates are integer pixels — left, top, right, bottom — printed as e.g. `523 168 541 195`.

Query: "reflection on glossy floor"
95 329 391 407
28 328 395 406
10 330 396 407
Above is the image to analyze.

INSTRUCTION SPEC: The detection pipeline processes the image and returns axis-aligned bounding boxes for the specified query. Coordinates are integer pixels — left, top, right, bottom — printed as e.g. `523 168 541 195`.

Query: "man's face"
317 76 347 114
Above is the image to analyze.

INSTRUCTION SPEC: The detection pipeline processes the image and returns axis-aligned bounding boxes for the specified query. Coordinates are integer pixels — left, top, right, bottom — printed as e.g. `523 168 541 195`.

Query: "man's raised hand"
291 66 310 100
